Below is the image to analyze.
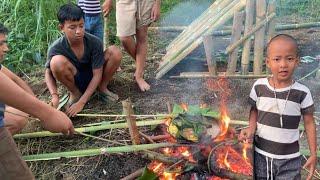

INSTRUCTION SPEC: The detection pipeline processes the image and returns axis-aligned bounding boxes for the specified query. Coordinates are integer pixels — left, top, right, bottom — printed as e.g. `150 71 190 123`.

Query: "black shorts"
74 70 93 93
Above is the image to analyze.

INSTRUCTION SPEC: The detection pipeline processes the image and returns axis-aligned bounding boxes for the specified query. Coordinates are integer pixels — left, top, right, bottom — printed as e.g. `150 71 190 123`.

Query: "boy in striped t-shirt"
239 34 317 180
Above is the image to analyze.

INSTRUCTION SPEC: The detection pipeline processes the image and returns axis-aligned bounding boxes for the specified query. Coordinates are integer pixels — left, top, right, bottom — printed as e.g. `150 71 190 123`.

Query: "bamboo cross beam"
76 113 169 118
225 12 276 54
23 143 175 162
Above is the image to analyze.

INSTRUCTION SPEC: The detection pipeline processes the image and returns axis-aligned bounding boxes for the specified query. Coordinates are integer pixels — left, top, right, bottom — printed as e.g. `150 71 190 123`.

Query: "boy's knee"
6 115 28 135
106 45 122 62
50 55 69 73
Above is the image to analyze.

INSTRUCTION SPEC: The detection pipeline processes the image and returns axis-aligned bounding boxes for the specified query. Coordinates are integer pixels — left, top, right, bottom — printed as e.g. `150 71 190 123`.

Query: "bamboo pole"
76 113 168 118
203 35 217 75
253 0 267 75
225 13 276 54
149 26 187 32
23 143 175 162
156 0 247 79
227 11 245 75
170 72 269 79
166 0 229 51
122 99 141 145
267 0 276 42
241 0 255 75
13 119 164 139
163 0 235 62
120 168 144 180
153 22 320 34
103 17 109 50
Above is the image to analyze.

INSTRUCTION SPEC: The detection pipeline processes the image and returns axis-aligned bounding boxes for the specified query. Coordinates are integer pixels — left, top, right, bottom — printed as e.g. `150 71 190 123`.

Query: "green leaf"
172 104 184 115
138 167 158 180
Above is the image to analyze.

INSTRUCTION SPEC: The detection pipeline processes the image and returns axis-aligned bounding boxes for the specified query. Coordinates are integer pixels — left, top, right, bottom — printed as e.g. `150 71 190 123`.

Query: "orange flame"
161 171 180 180
215 110 230 142
242 140 249 163
223 150 231 169
180 103 188 111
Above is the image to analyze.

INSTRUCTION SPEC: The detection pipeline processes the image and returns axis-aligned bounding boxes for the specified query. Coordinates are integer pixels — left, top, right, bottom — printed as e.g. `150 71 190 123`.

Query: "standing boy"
239 34 317 180
0 23 74 180
104 0 161 91
45 4 122 117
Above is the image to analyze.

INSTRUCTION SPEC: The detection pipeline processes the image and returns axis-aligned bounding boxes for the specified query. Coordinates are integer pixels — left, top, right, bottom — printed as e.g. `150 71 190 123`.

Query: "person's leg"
49 55 82 104
0 127 34 180
98 45 122 100
275 156 301 180
91 15 104 41
4 106 28 135
135 25 150 91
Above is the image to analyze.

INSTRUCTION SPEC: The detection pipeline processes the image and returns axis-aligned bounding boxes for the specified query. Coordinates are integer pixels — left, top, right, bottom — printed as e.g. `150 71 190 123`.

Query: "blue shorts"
84 14 104 41
74 70 93 94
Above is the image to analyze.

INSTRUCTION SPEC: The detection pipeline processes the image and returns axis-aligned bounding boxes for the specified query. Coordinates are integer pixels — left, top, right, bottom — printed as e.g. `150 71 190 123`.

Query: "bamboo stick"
149 26 187 32
23 143 175 162
170 72 269 79
163 0 235 63
156 0 246 79
120 168 144 180
76 113 169 118
161 0 238 67
13 119 164 139
266 0 276 42
166 0 229 51
225 12 276 54
203 35 217 75
227 11 245 75
241 0 255 75
103 17 109 50
253 0 267 75
153 22 320 34
122 99 141 145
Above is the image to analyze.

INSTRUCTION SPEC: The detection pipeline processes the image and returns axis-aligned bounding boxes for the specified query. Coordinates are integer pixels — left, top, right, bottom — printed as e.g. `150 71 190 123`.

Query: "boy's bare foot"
98 88 119 102
136 77 150 92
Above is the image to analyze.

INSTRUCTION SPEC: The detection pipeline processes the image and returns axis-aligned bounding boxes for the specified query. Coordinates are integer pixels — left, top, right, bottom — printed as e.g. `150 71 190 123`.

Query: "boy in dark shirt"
45 3 122 117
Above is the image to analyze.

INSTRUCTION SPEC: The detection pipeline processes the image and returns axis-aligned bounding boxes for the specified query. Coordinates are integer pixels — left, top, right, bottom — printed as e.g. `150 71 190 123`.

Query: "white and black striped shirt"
78 0 101 15
249 78 314 159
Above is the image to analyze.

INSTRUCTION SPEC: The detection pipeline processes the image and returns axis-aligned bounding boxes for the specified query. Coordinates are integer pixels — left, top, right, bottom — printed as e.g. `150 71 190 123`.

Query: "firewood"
120 168 144 180
122 98 141 145
241 0 255 75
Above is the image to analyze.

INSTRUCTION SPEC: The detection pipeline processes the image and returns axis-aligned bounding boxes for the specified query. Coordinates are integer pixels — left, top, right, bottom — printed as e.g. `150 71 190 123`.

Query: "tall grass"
0 0 70 72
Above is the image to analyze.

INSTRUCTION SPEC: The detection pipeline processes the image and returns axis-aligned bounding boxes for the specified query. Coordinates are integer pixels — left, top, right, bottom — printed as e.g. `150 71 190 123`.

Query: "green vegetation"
0 0 320 73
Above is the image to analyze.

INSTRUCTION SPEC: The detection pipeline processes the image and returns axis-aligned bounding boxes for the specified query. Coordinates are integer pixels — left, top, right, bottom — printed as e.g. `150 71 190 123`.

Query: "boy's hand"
50 94 59 109
151 0 160 22
40 110 74 135
66 101 85 117
238 127 254 143
102 0 112 17
303 155 317 180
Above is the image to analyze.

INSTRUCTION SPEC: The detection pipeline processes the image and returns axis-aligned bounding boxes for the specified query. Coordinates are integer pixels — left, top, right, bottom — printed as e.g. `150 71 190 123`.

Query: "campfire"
146 103 253 179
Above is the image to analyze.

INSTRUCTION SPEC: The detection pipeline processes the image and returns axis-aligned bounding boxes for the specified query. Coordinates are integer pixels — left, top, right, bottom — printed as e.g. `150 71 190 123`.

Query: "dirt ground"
15 25 320 179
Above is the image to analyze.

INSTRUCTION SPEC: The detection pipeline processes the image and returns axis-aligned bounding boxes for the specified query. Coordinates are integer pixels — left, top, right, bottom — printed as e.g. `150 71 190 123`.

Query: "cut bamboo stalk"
149 26 187 32
14 119 164 139
253 0 267 75
120 168 144 180
122 99 140 145
162 0 237 66
151 21 320 34
163 0 235 62
227 11 245 75
170 72 269 79
156 0 247 79
166 0 229 51
225 12 276 54
23 143 175 162
76 113 168 118
203 35 217 75
267 0 276 42
103 17 109 50
241 0 255 75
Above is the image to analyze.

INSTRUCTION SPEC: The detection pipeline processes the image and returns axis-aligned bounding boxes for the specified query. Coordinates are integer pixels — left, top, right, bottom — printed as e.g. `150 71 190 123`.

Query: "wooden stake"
253 0 267 75
122 99 141 145
227 11 245 75
267 0 276 42
241 0 255 75
203 35 217 75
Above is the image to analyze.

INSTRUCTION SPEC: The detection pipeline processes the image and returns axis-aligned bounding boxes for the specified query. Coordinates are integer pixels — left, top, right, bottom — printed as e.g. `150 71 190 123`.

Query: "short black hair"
57 3 84 24
266 34 299 57
0 23 9 35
